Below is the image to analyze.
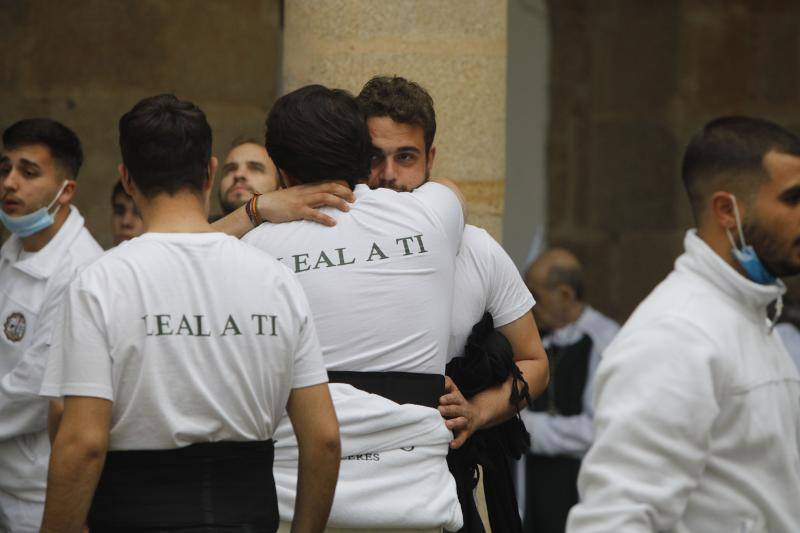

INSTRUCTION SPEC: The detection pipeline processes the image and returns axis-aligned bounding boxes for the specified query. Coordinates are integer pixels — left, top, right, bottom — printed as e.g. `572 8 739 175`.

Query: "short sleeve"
285 279 329 389
483 232 535 327
412 182 465 256
40 284 113 401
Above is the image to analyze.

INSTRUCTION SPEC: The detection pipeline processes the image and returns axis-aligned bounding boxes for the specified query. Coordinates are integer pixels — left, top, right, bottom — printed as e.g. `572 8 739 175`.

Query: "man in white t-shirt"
354 76 550 531
0 118 102 533
243 84 467 531
39 94 340 533
355 76 549 447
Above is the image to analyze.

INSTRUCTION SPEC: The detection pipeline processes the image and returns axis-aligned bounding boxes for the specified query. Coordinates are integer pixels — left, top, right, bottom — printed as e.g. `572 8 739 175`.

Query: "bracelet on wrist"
246 193 263 227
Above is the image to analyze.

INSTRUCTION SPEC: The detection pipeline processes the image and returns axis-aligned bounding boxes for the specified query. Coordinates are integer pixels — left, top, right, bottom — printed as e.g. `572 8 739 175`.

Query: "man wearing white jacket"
0 118 102 532
567 116 800 532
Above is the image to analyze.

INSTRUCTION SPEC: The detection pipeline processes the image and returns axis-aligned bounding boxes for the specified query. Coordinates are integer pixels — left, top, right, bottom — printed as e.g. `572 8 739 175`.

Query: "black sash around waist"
327 370 444 409
88 440 277 532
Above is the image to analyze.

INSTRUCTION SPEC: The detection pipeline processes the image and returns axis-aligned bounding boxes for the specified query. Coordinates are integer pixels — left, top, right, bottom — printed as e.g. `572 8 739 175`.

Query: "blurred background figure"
520 248 619 533
110 179 144 246
217 137 278 216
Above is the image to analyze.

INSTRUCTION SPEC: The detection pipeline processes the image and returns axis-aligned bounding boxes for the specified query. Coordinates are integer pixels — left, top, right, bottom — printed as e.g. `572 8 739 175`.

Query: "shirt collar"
0 206 87 280
677 229 785 313
544 306 594 347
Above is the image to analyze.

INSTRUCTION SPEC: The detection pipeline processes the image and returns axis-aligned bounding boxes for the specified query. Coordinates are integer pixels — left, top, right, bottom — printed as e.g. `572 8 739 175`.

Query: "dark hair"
2 118 83 179
682 116 800 220
546 264 585 301
265 85 371 187
118 94 212 197
356 76 436 152
110 179 132 205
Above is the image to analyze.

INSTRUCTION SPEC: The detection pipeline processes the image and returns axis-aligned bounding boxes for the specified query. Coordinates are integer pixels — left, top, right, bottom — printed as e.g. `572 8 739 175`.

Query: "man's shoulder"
606 274 729 362
68 226 103 262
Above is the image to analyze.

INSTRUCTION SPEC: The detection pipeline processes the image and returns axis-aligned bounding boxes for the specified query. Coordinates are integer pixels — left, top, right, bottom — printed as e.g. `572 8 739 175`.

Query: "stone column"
282 0 508 241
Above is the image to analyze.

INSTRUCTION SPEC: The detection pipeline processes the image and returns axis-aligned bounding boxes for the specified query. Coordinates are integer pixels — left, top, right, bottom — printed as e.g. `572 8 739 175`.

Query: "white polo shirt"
243 182 464 375
0 206 102 503
447 224 535 361
41 232 328 451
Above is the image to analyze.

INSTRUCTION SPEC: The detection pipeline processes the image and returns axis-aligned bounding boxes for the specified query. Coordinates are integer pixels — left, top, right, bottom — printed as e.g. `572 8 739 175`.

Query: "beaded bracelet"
245 193 263 227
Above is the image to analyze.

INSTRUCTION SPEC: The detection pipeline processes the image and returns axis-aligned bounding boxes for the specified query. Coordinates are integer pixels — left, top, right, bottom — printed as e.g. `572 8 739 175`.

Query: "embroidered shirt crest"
4 312 26 343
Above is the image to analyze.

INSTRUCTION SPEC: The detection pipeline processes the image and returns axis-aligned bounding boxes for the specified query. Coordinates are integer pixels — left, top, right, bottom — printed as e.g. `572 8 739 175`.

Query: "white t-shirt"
41 232 327 451
243 182 464 375
447 225 535 361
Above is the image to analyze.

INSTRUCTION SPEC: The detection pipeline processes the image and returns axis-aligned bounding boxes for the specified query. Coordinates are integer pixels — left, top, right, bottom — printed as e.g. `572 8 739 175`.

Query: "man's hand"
259 182 355 227
438 376 483 449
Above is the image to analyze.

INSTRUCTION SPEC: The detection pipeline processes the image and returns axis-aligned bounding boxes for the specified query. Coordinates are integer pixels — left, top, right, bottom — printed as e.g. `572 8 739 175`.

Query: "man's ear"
709 191 740 233
53 179 77 207
205 156 218 192
119 164 136 197
426 145 436 174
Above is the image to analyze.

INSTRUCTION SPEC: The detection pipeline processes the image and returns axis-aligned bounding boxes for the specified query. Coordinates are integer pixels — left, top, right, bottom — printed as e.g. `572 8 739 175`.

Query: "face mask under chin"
0 181 68 238
725 193 777 285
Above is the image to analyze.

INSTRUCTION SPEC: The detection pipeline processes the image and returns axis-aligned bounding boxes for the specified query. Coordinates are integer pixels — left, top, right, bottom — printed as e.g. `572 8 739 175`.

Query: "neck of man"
20 203 70 253
697 223 750 279
139 190 214 234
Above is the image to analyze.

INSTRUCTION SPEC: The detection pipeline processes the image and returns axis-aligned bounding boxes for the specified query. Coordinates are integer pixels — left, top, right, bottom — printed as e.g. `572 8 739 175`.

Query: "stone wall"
546 0 800 322
282 0 508 240
0 0 281 247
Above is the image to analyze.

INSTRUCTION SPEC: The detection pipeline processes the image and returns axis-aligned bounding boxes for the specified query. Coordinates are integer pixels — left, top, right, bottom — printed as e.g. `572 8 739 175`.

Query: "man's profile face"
743 151 800 278
0 143 65 217
218 143 278 213
367 116 433 192
111 191 144 245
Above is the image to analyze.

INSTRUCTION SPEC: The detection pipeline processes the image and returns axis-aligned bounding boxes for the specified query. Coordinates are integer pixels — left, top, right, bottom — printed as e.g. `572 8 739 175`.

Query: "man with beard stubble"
567 116 800 533
218 138 278 215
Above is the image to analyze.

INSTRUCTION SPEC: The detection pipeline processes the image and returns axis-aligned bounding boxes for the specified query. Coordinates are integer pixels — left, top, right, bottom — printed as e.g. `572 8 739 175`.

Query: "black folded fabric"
446 312 531 533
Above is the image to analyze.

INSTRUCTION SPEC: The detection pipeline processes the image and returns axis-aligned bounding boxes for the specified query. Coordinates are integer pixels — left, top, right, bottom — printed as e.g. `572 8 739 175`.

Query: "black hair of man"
681 116 800 222
111 179 127 205
118 94 212 198
356 76 436 152
265 84 370 189
2 118 83 179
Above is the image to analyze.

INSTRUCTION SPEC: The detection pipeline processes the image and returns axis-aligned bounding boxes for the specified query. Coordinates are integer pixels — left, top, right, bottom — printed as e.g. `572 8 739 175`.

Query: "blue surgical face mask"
0 181 68 238
725 193 777 285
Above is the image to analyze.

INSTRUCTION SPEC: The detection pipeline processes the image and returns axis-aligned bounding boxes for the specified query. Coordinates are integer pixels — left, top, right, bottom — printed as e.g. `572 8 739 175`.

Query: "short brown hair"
356 76 436 152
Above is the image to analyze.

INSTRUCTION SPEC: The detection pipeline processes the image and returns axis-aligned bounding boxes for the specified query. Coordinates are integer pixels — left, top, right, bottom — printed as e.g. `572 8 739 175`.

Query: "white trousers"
0 488 43 533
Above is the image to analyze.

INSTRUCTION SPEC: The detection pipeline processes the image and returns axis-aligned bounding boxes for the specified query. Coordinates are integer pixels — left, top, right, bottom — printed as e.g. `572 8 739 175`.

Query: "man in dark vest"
521 248 619 533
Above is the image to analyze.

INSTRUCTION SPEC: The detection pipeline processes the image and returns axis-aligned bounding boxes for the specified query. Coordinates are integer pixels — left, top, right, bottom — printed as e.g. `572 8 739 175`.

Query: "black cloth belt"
88 440 277 533
327 370 444 409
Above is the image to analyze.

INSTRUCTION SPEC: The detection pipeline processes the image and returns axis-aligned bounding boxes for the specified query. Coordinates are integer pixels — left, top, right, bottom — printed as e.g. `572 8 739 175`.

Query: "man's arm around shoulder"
286 382 341 533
